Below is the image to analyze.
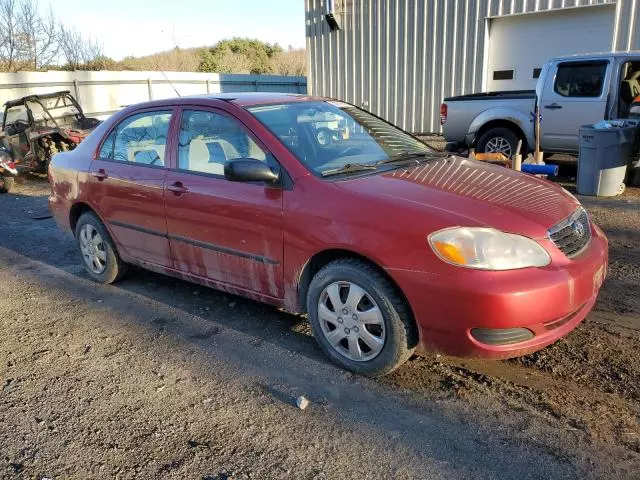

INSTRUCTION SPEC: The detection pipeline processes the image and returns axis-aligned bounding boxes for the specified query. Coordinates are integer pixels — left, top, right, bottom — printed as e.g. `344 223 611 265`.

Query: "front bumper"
387 223 608 359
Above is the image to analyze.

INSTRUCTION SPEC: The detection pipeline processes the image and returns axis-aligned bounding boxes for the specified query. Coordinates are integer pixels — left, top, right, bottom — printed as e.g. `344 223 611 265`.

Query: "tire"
315 127 334 146
0 176 14 193
475 127 521 158
75 212 127 284
306 258 417 377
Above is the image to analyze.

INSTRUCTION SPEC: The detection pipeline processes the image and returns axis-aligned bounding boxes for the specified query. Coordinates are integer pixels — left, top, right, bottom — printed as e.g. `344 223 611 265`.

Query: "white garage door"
486 5 615 91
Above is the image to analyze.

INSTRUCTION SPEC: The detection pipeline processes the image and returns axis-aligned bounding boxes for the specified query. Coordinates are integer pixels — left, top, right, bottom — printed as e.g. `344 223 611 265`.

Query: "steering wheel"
11 119 29 133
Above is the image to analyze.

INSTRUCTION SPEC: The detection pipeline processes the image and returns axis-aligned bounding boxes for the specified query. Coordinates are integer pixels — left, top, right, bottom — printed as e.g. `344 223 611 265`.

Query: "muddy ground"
0 175 639 479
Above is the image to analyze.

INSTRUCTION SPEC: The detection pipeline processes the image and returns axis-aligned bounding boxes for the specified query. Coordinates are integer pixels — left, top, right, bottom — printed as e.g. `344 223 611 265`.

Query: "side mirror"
224 159 279 184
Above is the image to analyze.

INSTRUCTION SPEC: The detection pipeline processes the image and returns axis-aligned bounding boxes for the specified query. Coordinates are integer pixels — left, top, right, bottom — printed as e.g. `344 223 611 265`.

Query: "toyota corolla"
48 93 608 376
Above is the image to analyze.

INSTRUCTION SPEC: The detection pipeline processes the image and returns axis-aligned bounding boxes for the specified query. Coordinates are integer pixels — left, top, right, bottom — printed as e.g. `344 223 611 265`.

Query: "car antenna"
161 70 181 97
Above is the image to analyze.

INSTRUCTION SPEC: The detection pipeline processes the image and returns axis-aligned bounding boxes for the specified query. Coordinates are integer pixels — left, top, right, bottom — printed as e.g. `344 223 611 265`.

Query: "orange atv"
0 90 100 193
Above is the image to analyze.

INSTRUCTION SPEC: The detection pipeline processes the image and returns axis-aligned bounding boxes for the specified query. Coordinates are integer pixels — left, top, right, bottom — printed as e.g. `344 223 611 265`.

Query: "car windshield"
247 100 433 176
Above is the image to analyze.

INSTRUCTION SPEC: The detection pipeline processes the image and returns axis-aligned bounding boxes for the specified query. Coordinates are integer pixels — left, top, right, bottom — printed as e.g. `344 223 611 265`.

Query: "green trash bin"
577 122 636 196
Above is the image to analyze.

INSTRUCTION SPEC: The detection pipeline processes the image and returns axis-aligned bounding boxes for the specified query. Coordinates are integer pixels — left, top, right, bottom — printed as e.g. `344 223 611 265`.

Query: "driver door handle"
166 182 188 196
91 169 108 181
544 103 563 110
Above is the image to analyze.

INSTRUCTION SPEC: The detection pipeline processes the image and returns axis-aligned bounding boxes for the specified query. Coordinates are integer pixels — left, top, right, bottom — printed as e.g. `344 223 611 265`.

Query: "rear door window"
553 61 608 98
98 110 172 166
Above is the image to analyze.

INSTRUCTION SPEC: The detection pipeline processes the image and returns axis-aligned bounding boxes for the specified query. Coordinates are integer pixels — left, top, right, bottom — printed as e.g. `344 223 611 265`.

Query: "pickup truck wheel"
75 212 127 284
0 176 15 193
476 128 521 158
307 259 416 377
316 127 334 146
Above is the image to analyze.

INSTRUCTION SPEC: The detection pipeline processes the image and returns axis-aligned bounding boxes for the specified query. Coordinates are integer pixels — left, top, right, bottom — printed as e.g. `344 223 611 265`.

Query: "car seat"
188 137 225 175
619 70 640 117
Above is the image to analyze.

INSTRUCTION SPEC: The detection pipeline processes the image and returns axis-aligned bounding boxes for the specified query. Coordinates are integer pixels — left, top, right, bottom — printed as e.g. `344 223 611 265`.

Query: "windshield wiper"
375 152 428 166
321 162 378 177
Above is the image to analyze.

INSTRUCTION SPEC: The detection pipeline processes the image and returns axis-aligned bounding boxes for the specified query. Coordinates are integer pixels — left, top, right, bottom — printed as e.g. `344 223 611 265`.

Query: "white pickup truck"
441 52 640 157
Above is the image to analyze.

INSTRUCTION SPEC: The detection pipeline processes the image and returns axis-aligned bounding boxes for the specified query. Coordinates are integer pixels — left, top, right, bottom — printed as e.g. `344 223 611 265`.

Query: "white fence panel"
0 71 307 119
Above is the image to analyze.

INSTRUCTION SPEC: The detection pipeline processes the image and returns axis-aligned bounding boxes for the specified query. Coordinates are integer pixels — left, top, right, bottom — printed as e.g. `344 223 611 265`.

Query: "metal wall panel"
306 0 638 134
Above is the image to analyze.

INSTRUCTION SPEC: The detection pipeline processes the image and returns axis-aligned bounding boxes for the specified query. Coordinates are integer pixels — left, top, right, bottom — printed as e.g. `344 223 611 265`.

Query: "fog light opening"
470 327 535 346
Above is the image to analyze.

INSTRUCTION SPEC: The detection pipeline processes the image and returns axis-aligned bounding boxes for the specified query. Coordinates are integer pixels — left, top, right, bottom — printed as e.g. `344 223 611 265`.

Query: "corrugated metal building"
305 0 640 133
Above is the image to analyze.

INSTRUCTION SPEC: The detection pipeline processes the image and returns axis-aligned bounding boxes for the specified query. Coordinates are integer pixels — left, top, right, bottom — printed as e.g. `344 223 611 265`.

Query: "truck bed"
443 90 536 102
442 90 537 149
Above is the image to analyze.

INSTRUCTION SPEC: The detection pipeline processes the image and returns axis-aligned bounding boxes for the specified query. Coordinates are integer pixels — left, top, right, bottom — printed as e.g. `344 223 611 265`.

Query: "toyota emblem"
573 221 585 237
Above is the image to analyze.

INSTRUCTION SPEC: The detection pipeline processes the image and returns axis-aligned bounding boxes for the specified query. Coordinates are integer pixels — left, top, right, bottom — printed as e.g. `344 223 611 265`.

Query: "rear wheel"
75 212 127 284
476 127 521 158
0 176 14 193
307 259 417 377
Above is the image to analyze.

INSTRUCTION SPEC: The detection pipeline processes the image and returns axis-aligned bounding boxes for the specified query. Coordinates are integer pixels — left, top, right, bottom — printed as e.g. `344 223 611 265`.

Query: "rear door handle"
166 182 188 196
91 169 108 181
544 103 563 110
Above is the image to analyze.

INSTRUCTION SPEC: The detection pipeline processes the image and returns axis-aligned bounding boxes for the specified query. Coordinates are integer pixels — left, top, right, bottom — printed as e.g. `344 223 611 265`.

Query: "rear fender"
468 108 534 150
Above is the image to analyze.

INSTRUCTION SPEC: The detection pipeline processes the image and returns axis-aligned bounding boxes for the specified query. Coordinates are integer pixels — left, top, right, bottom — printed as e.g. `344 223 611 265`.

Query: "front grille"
548 208 592 258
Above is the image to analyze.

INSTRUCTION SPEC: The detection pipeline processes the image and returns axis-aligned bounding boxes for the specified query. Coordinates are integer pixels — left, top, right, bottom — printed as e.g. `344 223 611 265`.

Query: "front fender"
468 107 534 150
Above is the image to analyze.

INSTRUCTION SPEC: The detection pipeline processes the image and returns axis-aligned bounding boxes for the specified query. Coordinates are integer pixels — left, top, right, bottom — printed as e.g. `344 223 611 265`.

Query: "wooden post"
512 139 523 171
206 79 211 94
534 105 544 164
147 78 153 100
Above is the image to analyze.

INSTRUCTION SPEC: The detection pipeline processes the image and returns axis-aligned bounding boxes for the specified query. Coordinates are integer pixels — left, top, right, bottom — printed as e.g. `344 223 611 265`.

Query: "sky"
41 0 306 60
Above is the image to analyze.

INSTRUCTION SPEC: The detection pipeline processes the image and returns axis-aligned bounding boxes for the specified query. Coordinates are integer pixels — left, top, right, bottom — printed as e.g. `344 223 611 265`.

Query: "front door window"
177 109 270 176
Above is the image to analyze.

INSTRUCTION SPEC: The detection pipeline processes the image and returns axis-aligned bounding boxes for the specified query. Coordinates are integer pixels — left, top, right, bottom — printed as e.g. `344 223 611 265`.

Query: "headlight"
428 227 551 270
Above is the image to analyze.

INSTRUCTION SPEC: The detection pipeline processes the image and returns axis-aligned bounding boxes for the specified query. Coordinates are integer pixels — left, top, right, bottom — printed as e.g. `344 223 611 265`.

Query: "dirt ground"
1 174 639 479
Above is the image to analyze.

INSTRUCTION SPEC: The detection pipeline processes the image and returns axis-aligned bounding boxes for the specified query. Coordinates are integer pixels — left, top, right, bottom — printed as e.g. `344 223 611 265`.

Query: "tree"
84 55 119 71
16 0 58 70
271 47 307 76
120 47 201 72
58 25 103 70
0 0 21 71
198 38 282 74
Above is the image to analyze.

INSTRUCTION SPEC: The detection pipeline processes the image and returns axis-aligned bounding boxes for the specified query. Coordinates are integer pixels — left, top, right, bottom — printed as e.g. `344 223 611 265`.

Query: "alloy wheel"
485 136 512 157
316 129 330 145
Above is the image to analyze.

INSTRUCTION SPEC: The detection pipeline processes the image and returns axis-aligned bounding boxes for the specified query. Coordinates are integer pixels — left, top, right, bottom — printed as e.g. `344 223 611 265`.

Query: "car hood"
334 156 580 238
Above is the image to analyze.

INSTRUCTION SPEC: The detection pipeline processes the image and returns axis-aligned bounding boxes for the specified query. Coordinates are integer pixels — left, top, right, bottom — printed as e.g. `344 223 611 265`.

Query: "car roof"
550 51 640 62
120 92 327 111
4 90 73 108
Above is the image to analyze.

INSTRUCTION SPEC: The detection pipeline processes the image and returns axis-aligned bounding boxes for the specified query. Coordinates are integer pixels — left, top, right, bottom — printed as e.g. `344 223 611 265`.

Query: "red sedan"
48 93 608 376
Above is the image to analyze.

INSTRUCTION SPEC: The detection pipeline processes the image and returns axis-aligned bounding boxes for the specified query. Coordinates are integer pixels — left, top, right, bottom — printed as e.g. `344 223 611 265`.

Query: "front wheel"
0 176 15 193
307 259 417 377
75 212 127 284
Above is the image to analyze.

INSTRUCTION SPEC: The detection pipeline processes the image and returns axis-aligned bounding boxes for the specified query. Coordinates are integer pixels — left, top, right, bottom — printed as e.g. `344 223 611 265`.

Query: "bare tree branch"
0 0 20 71
59 24 103 70
271 47 307 76
16 0 58 70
